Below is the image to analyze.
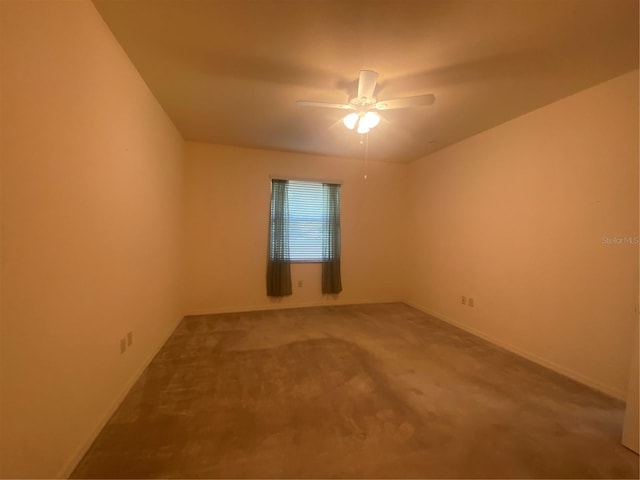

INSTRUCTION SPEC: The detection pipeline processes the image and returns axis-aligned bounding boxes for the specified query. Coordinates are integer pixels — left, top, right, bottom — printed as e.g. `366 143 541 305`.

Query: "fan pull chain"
362 133 369 180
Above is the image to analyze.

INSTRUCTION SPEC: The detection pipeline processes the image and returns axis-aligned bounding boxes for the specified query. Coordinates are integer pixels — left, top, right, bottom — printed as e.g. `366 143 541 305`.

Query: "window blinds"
287 180 326 261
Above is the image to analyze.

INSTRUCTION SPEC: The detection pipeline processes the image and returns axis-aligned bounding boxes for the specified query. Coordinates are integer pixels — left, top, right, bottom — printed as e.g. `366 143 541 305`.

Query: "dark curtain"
267 179 292 296
322 183 342 294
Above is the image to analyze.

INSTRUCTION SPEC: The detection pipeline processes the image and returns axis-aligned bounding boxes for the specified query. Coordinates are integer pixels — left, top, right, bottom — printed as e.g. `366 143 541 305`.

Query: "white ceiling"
93 0 638 163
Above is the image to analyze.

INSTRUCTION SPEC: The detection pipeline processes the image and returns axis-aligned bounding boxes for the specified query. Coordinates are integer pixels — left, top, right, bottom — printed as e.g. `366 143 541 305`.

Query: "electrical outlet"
298 280 303 288
461 296 467 305
468 297 474 307
127 331 133 346
120 338 127 354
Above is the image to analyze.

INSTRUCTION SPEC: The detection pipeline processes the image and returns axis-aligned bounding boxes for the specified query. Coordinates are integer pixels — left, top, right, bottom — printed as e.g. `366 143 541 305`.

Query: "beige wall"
183 142 406 314
622 322 639 452
0 1 184 477
0 0 637 475
405 70 639 399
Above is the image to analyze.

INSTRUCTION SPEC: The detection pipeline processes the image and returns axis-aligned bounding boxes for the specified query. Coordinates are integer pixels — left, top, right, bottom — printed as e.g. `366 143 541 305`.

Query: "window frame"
269 176 342 264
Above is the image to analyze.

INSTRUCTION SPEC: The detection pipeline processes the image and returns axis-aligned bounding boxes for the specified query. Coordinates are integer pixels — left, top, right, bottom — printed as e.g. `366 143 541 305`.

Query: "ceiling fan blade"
357 70 378 101
296 100 354 110
374 94 436 110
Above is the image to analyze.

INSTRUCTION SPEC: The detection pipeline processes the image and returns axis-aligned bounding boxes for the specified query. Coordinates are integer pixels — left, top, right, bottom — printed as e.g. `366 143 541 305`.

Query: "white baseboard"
404 301 626 401
184 298 403 317
57 315 184 478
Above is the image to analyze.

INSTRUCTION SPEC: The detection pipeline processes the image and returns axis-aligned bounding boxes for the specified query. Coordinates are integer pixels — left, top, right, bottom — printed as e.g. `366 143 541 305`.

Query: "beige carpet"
71 303 639 478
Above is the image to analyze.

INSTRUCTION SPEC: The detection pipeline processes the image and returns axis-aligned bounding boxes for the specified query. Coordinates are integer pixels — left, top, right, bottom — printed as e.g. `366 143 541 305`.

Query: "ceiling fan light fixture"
343 111 380 134
299 69 435 135
363 111 380 129
356 120 370 134
343 112 358 130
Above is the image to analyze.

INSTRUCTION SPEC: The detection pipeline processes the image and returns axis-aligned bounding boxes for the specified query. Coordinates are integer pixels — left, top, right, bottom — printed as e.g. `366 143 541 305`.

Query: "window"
267 178 342 296
287 180 326 261
268 179 341 262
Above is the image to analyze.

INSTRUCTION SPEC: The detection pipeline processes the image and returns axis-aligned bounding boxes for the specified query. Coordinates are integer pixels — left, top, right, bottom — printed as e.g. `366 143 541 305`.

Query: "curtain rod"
269 174 342 185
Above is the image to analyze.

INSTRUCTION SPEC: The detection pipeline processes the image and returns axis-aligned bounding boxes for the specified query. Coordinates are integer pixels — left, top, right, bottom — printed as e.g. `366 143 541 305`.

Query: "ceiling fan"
296 70 436 134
